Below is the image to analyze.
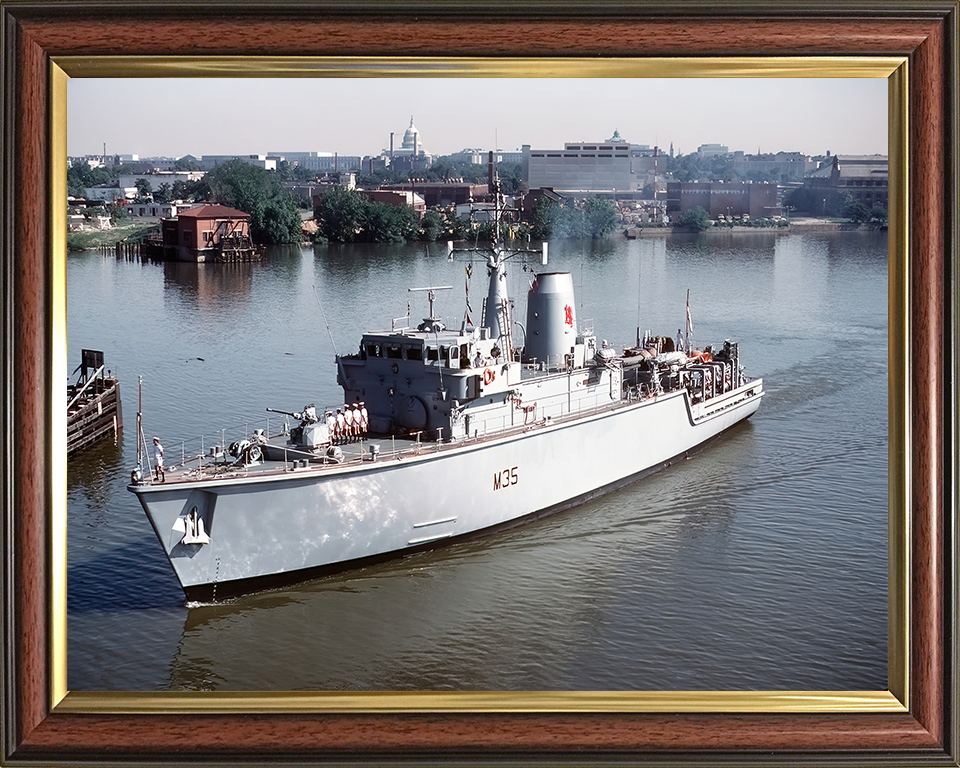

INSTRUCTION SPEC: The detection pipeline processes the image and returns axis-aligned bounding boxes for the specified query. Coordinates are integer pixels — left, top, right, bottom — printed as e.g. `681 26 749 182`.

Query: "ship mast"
447 150 547 360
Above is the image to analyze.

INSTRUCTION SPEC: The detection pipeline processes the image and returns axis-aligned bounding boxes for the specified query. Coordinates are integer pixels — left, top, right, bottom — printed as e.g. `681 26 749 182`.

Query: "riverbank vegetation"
529 197 619 240
312 188 620 244
66 220 158 252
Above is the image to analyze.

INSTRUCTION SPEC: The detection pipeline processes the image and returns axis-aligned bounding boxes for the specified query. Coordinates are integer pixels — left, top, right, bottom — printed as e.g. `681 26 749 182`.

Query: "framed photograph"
2 2 956 765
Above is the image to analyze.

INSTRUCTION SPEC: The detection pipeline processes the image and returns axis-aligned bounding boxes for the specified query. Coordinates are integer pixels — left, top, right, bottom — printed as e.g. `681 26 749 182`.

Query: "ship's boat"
128 180 763 603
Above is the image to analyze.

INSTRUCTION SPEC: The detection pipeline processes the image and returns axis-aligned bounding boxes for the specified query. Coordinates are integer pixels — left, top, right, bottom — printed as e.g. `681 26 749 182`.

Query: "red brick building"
160 204 261 262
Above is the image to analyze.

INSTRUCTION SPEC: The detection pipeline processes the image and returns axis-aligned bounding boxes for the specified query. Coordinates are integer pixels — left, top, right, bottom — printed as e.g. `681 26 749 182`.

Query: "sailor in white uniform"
152 437 164 482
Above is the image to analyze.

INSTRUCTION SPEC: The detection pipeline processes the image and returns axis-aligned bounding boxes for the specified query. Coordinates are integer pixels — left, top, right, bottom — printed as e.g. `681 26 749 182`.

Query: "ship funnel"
524 272 577 366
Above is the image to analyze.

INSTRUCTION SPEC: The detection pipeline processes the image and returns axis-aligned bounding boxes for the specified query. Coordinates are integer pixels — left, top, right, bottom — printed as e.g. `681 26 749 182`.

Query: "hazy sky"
68 77 887 159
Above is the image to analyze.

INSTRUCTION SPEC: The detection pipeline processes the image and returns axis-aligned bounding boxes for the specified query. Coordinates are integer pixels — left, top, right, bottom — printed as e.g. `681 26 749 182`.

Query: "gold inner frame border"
50 55 908 716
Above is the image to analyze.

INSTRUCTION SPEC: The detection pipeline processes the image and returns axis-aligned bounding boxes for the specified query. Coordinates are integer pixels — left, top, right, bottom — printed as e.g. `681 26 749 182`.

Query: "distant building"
382 117 433 171
145 157 182 171
285 174 356 204
199 155 277 171
359 190 426 216
731 151 818 182
522 132 635 194
84 186 135 202
381 181 487 208
271 151 362 172
448 149 524 167
160 204 260 262
802 154 888 215
697 143 729 157
124 201 196 218
118 171 204 190
71 154 133 168
666 181 779 219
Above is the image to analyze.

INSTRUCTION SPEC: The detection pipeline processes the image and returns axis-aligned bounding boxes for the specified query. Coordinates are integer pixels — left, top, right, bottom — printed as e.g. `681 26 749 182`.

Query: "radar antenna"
408 285 453 333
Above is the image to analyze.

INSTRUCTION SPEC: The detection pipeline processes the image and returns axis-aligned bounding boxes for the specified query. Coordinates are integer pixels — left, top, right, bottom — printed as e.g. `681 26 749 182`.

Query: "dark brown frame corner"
2 2 957 765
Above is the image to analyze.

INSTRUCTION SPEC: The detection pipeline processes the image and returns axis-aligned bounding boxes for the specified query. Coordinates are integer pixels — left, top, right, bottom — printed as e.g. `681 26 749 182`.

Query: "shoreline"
624 221 882 237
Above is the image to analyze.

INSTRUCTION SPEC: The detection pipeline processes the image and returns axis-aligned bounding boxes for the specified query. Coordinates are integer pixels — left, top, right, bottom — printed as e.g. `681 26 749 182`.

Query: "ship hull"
131 382 762 602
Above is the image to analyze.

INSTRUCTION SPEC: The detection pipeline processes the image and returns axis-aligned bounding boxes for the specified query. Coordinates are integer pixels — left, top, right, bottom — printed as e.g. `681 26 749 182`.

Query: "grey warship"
129 196 764 604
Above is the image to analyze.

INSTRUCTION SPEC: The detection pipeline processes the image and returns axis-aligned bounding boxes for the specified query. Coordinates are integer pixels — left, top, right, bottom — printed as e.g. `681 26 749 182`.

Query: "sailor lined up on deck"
329 403 369 444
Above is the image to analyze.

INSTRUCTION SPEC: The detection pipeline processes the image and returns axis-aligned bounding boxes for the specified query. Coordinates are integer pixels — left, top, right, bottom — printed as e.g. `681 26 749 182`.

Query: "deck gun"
266 404 319 423
266 405 328 448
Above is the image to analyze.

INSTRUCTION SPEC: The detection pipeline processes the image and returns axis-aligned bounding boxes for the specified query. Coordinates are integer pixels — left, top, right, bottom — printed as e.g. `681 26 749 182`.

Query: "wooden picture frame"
2 2 957 764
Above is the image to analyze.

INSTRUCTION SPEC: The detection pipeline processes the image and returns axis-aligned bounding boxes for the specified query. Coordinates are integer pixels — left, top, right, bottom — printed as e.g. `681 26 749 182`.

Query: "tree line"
312 187 620 244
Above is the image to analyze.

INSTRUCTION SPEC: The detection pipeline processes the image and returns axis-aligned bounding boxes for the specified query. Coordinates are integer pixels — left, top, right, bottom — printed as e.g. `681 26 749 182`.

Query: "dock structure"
67 349 123 455
104 233 263 262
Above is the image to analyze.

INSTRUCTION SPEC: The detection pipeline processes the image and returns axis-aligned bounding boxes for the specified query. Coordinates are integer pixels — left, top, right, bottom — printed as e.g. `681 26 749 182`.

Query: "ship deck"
136 377 762 491
137 392 647 489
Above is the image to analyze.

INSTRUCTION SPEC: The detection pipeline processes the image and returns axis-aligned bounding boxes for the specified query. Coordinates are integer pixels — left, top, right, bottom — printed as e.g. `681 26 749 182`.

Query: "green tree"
678 206 711 232
783 186 817 213
583 198 619 238
363 201 418 243
134 178 153 200
552 204 585 238
174 155 200 171
839 192 870 224
154 182 172 203
171 180 190 201
419 209 446 241
203 159 302 244
67 159 112 198
530 197 555 239
314 186 369 242
868 205 888 226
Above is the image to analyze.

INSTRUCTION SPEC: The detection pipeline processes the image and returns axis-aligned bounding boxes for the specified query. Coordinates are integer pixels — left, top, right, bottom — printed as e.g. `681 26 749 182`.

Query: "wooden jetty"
67 349 123 455
102 236 264 262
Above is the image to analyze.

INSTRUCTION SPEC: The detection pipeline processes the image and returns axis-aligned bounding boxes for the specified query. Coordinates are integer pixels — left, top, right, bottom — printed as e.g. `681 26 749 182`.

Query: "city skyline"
68 77 887 161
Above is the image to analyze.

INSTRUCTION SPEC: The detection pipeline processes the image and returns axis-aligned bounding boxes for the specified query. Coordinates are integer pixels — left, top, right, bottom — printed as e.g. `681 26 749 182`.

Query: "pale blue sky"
68 77 887 159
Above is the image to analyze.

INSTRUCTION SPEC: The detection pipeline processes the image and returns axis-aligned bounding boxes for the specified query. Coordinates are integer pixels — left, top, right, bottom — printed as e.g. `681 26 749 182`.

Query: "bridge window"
366 343 382 358
386 345 402 359
405 346 423 361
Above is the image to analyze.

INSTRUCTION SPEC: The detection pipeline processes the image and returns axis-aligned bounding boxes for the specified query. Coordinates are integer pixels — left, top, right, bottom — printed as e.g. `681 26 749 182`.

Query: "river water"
67 230 888 692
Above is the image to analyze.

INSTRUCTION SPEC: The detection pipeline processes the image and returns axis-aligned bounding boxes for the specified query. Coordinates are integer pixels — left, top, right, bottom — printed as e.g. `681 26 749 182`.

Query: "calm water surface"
67 230 888 691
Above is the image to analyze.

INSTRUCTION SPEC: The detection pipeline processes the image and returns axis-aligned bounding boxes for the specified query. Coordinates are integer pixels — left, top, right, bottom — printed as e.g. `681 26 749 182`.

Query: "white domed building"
384 116 433 170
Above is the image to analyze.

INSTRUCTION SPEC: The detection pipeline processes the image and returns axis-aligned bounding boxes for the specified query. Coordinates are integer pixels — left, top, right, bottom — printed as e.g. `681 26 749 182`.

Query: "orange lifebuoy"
483 368 495 385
